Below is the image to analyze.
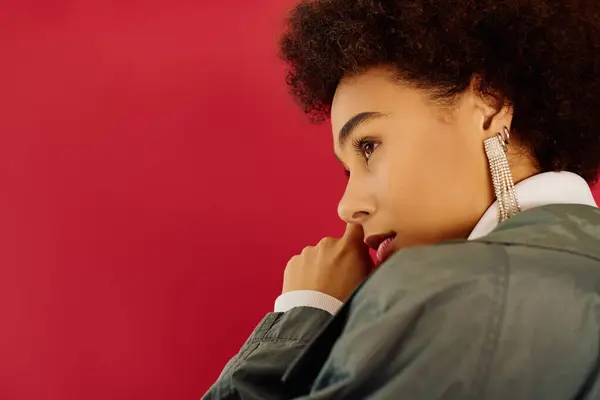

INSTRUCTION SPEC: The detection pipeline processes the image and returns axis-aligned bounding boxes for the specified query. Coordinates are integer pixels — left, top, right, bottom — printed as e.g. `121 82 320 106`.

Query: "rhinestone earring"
484 126 521 223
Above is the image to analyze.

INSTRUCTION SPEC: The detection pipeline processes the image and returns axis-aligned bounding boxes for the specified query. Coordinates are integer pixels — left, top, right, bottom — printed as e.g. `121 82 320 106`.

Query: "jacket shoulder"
356 241 505 314
483 204 600 261
360 236 600 314
349 240 600 399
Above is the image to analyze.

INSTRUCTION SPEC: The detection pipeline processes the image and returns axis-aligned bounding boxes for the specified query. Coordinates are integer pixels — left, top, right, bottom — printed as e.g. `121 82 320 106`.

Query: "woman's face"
332 67 500 261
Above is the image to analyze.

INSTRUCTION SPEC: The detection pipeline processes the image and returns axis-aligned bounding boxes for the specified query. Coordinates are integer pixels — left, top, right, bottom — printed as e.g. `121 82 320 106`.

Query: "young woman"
205 0 600 398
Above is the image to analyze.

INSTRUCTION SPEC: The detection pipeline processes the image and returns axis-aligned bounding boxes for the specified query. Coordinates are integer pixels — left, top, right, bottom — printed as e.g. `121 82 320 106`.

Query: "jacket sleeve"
202 306 332 400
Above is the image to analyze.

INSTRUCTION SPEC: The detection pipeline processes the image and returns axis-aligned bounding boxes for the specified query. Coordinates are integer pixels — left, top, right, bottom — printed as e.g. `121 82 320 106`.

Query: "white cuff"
274 290 343 315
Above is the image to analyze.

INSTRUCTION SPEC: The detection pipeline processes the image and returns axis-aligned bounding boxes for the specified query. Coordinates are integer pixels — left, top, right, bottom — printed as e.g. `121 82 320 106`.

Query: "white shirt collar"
468 171 598 240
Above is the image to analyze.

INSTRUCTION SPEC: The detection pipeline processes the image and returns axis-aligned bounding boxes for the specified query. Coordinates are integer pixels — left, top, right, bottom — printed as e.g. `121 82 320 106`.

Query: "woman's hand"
282 223 374 301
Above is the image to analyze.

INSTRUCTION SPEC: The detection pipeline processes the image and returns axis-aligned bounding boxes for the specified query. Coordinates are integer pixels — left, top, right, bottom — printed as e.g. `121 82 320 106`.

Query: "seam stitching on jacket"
223 313 280 396
475 240 600 263
259 336 309 343
472 246 509 400
222 341 260 398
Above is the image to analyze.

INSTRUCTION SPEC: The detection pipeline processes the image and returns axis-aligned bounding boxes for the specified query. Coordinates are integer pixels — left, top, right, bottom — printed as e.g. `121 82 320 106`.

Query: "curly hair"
279 0 600 183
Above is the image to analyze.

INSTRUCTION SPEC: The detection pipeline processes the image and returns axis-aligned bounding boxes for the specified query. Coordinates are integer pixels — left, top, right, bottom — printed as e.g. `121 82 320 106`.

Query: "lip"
376 237 396 265
364 232 397 265
364 232 397 251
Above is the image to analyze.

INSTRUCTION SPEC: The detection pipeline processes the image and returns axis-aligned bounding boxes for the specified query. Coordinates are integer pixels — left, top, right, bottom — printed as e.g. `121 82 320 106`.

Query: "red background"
1 2 599 399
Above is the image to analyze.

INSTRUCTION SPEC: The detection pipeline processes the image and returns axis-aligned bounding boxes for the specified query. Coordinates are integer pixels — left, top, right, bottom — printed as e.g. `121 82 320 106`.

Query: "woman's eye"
361 141 379 160
351 137 380 164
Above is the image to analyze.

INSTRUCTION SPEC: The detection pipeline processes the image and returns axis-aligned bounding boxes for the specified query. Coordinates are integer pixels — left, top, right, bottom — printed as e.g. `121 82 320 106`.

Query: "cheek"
374 128 491 244
383 126 482 203
380 153 428 208
377 137 444 205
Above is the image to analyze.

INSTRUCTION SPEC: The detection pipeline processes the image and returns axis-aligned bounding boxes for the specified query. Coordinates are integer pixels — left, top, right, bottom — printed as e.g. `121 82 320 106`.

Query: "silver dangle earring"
484 126 521 223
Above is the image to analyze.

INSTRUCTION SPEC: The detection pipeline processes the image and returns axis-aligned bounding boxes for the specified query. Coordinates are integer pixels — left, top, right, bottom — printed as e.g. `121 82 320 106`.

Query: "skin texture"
333 67 537 251
282 224 372 301
282 67 539 299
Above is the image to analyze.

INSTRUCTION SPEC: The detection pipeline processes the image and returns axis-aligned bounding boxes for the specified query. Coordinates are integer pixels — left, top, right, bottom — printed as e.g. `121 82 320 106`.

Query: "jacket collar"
468 172 597 240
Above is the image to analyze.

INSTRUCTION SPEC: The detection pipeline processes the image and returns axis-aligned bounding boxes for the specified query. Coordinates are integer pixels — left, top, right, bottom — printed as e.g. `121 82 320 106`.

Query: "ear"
468 76 513 136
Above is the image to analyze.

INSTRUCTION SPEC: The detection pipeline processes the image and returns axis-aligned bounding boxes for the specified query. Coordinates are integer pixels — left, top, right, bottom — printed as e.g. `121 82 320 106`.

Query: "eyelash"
352 137 379 162
344 137 379 178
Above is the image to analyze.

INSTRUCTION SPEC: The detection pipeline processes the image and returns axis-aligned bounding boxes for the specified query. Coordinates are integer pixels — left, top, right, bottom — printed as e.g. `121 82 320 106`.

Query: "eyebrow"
338 111 387 148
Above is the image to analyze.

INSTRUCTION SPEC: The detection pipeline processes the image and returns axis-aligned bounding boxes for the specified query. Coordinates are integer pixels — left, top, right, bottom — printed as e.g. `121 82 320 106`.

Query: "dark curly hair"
279 0 600 183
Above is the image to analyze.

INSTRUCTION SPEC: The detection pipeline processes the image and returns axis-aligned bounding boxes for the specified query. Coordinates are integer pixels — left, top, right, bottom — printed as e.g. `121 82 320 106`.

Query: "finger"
342 223 364 244
318 237 336 247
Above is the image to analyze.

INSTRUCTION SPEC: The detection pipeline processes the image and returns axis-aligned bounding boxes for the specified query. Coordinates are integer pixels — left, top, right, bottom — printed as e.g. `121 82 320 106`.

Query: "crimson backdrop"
1 2 599 399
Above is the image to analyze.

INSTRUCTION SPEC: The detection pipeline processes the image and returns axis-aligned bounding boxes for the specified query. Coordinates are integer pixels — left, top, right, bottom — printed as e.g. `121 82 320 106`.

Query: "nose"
337 178 376 224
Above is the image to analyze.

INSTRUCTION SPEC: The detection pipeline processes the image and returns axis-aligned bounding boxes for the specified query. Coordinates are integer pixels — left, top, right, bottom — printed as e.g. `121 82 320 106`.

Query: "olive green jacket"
204 204 600 399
